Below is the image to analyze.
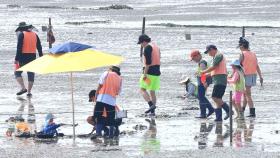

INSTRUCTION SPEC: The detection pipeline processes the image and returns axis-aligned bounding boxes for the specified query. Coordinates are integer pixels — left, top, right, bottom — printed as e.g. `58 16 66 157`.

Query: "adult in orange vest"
137 34 161 116
238 37 263 117
94 66 122 138
201 45 230 122
14 22 43 97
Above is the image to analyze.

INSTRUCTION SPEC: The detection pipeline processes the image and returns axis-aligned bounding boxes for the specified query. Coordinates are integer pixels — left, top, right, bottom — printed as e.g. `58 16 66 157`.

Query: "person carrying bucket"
137 34 161 116
14 22 43 97
201 45 230 122
227 59 246 119
238 37 263 117
94 66 122 138
189 49 214 118
87 89 122 138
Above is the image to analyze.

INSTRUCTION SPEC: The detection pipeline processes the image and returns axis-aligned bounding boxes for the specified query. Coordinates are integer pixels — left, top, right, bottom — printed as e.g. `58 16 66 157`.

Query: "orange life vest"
211 54 227 76
241 51 257 75
143 42 160 66
99 72 122 98
22 31 37 54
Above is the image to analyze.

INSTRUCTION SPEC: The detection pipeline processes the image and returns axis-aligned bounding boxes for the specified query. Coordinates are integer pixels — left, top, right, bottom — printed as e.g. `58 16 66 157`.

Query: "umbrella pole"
70 72 76 140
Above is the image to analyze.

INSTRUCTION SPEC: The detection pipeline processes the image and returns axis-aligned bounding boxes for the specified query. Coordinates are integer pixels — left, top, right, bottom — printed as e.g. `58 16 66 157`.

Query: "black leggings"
14 61 35 82
15 71 34 82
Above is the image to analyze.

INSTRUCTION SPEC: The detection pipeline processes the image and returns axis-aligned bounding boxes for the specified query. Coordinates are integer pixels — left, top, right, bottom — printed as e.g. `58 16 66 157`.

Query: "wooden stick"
61 123 78 127
48 18 52 48
229 91 233 145
70 72 76 140
242 26 245 37
140 17 146 59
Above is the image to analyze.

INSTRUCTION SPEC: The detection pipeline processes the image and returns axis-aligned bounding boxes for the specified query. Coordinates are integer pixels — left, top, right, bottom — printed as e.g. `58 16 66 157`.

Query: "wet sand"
1 0 280 157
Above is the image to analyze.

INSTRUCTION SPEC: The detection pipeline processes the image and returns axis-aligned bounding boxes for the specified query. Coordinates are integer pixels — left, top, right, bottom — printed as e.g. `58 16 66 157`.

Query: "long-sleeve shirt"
15 31 43 63
42 123 61 136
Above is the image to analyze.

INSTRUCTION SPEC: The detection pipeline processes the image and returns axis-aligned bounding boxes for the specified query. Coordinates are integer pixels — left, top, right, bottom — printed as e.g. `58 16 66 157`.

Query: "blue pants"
198 85 214 117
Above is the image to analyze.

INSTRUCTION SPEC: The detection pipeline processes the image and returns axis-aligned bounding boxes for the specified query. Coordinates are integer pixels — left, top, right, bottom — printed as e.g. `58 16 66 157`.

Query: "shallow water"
0 0 280 157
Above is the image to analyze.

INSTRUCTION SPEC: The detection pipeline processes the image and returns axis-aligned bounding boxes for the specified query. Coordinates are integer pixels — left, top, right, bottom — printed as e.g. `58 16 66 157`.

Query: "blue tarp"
49 42 95 54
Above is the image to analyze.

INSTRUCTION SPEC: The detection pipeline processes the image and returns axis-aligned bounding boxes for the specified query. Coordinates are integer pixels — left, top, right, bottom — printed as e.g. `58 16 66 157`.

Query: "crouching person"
87 89 109 137
87 90 97 134
95 66 122 139
179 77 198 99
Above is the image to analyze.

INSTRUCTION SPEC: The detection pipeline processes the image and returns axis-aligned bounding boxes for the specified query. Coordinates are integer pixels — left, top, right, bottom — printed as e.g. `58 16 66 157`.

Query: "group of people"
181 37 263 121
6 113 66 138
86 65 123 139
13 21 262 139
85 34 161 139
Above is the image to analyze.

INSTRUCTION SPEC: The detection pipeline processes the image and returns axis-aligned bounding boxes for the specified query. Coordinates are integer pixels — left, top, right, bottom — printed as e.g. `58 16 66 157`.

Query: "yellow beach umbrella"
17 47 124 138
18 49 124 74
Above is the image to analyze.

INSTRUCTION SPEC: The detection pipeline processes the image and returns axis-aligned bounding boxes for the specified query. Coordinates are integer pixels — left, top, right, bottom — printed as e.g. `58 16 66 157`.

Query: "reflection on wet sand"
16 96 37 134
195 118 255 149
195 121 230 149
234 118 255 148
141 118 160 156
27 97 36 134
16 96 26 117
5 97 27 137
196 122 214 149
213 123 230 147
104 137 120 146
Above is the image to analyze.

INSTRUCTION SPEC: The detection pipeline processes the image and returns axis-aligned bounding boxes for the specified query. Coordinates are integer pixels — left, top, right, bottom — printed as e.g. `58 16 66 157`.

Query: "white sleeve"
98 71 108 85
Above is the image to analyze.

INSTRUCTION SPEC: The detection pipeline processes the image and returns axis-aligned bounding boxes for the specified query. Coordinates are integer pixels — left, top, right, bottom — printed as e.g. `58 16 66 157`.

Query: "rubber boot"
109 126 115 139
222 103 230 120
150 104 155 116
239 111 245 120
206 107 215 118
95 124 103 136
103 126 109 137
242 106 246 112
145 105 156 114
114 126 120 137
214 108 222 122
247 108 256 117
195 103 207 118
91 123 103 139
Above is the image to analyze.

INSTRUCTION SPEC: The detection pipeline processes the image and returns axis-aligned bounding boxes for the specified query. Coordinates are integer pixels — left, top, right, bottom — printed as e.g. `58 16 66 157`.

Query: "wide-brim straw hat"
15 22 32 32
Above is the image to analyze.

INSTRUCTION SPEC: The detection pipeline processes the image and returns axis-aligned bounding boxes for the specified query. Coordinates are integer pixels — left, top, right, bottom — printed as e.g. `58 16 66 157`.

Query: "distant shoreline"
150 23 280 28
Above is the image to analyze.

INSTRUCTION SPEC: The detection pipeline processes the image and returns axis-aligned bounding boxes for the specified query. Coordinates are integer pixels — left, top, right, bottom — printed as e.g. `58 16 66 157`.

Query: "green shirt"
233 71 245 91
212 53 223 67
212 53 227 86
